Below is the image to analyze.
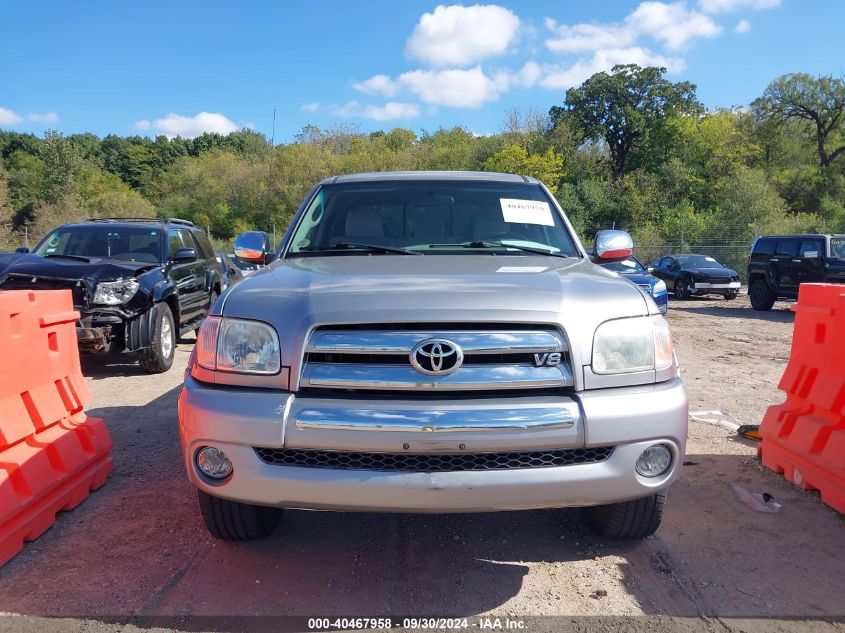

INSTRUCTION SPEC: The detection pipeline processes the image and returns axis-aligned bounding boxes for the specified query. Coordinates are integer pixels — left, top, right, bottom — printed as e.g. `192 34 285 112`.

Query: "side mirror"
234 230 272 265
173 247 197 263
594 230 634 262
15 247 30 254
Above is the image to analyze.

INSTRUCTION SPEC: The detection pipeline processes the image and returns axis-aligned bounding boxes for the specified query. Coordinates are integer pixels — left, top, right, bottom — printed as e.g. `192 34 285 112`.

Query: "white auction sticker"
500 199 554 226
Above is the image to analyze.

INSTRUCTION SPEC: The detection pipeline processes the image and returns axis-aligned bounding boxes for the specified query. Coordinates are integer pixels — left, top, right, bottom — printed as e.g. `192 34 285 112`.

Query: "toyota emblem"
410 338 463 375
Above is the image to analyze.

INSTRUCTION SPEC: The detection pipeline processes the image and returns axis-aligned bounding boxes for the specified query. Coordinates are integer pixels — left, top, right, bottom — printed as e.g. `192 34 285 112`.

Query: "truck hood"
0 253 158 284
221 254 655 370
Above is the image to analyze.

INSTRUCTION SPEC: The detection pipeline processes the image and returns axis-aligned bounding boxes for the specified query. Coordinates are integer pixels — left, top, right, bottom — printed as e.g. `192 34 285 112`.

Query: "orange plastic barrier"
758 283 845 514
0 290 113 566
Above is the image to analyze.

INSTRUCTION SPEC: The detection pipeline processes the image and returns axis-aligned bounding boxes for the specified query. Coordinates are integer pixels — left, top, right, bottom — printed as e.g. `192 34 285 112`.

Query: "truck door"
168 229 206 322
772 237 799 296
795 237 825 286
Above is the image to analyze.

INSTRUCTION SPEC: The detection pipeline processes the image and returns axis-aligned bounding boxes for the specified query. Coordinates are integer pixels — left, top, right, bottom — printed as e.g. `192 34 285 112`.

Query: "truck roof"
318 171 539 185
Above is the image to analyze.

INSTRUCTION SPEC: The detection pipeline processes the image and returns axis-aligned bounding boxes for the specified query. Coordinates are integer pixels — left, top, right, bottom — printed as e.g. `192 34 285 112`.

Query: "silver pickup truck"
178 171 687 541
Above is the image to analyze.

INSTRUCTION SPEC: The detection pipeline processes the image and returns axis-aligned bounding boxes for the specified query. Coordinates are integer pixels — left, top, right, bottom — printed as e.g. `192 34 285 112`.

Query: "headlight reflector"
196 315 280 374
592 316 674 374
653 279 667 294
93 278 139 305
636 444 672 477
196 446 233 479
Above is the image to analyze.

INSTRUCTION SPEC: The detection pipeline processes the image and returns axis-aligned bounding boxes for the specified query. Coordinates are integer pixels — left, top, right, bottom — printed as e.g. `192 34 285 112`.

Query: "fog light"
636 444 672 477
196 446 233 479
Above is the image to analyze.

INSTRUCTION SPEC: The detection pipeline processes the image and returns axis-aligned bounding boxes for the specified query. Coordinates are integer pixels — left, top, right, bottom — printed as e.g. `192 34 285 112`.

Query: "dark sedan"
649 253 740 300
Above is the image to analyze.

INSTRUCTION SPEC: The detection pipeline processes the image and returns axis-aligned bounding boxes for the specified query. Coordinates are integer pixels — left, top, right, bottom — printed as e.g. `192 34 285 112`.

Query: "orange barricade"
0 290 113 566
758 283 845 514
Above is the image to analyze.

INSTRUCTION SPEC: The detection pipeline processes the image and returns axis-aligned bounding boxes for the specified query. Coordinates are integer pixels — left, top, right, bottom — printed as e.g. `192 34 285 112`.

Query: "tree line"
1 66 844 251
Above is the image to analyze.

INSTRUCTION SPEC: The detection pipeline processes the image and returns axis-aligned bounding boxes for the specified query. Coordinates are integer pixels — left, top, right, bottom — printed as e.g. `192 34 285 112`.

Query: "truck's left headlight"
93 278 139 305
592 316 673 374
196 315 281 374
653 279 667 294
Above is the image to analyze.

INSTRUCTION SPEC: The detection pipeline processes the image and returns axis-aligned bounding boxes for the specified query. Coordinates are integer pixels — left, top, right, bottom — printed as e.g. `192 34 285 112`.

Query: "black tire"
198 490 283 541
673 279 689 300
582 490 667 539
138 302 176 373
725 291 738 300
749 279 775 311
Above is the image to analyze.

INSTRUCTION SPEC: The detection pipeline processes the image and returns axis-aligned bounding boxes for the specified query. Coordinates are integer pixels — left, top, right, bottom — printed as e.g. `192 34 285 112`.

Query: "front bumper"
692 281 740 295
178 377 688 513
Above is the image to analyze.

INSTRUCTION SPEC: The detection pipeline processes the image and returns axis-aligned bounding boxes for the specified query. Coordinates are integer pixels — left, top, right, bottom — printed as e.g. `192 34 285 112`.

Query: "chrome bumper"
693 282 740 289
178 376 688 513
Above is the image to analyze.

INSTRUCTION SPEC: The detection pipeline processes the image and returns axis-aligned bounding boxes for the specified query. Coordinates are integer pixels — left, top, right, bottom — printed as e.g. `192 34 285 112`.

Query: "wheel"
197 490 283 541
138 302 176 373
582 491 667 539
673 279 690 300
749 279 775 311
725 291 738 300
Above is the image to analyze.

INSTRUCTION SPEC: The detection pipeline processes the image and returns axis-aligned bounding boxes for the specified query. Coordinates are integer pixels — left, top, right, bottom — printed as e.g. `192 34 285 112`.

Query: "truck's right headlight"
592 316 673 374
196 316 281 374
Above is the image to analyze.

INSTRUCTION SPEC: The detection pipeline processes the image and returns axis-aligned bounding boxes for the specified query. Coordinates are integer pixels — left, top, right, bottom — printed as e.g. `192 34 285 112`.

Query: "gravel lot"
1 294 843 633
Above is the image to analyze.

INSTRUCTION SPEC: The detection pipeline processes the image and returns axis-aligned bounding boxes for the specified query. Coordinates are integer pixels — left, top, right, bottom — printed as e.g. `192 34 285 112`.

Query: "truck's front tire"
198 490 283 541
749 279 775 311
139 302 176 373
581 490 667 539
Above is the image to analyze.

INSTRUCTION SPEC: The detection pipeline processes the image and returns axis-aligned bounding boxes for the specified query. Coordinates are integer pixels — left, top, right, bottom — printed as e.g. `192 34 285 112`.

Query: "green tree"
552 64 701 175
754 73 845 167
483 145 564 193
40 130 81 203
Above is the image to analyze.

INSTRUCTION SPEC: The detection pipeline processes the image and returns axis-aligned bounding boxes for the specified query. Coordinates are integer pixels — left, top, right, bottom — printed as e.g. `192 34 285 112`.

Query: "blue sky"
1 0 842 142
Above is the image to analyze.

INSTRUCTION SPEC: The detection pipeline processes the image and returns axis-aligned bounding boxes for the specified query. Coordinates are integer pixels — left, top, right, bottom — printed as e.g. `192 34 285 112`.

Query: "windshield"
35 226 164 263
601 257 645 273
830 237 845 259
287 180 579 257
676 254 724 268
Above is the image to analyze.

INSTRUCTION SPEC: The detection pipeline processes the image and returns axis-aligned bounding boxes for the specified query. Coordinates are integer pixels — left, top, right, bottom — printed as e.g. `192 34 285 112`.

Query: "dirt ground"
1 294 843 633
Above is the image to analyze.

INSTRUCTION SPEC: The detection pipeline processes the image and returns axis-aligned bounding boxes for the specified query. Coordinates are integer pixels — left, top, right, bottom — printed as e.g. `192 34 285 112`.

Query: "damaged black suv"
0 218 222 373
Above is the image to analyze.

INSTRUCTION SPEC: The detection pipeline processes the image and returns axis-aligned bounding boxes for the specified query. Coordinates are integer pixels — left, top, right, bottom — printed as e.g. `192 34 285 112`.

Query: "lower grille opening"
254 446 613 472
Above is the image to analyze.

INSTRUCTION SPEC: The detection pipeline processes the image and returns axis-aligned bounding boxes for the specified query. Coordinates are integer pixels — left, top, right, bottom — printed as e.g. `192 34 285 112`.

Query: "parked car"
0 217 222 373
649 253 740 300
747 234 845 311
214 250 243 290
596 255 668 314
179 171 687 542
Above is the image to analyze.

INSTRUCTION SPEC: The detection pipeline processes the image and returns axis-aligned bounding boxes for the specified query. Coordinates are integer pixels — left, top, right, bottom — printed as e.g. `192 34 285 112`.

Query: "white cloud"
405 4 520 67
699 0 780 13
540 47 685 90
545 2 720 54
27 111 59 123
735 18 751 32
328 101 421 121
354 74 402 97
301 102 320 112
356 66 511 108
133 112 240 138
0 107 24 125
628 2 721 50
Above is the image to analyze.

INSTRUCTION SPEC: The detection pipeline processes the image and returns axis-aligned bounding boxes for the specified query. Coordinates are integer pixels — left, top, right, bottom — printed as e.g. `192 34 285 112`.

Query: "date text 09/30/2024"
307 617 528 630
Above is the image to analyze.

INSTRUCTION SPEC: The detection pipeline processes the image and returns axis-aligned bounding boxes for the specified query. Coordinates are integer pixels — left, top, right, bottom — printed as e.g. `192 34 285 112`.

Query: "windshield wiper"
43 254 91 263
314 242 422 256
455 241 569 258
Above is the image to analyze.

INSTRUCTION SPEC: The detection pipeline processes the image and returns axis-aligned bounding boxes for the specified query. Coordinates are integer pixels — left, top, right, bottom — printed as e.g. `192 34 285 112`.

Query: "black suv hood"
0 253 158 282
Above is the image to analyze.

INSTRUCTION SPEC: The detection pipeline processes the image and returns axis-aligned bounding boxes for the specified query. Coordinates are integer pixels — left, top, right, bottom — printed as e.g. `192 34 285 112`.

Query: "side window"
798 239 821 258
753 238 775 257
178 229 199 253
775 238 798 258
192 231 215 259
168 230 185 258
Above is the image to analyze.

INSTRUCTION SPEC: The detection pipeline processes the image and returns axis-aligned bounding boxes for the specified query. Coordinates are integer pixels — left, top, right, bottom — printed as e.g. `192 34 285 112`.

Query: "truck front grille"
254 446 613 472
300 325 573 392
0 274 89 308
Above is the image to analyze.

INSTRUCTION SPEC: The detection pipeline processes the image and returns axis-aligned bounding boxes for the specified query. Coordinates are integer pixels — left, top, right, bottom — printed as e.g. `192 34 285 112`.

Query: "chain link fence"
634 243 754 282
